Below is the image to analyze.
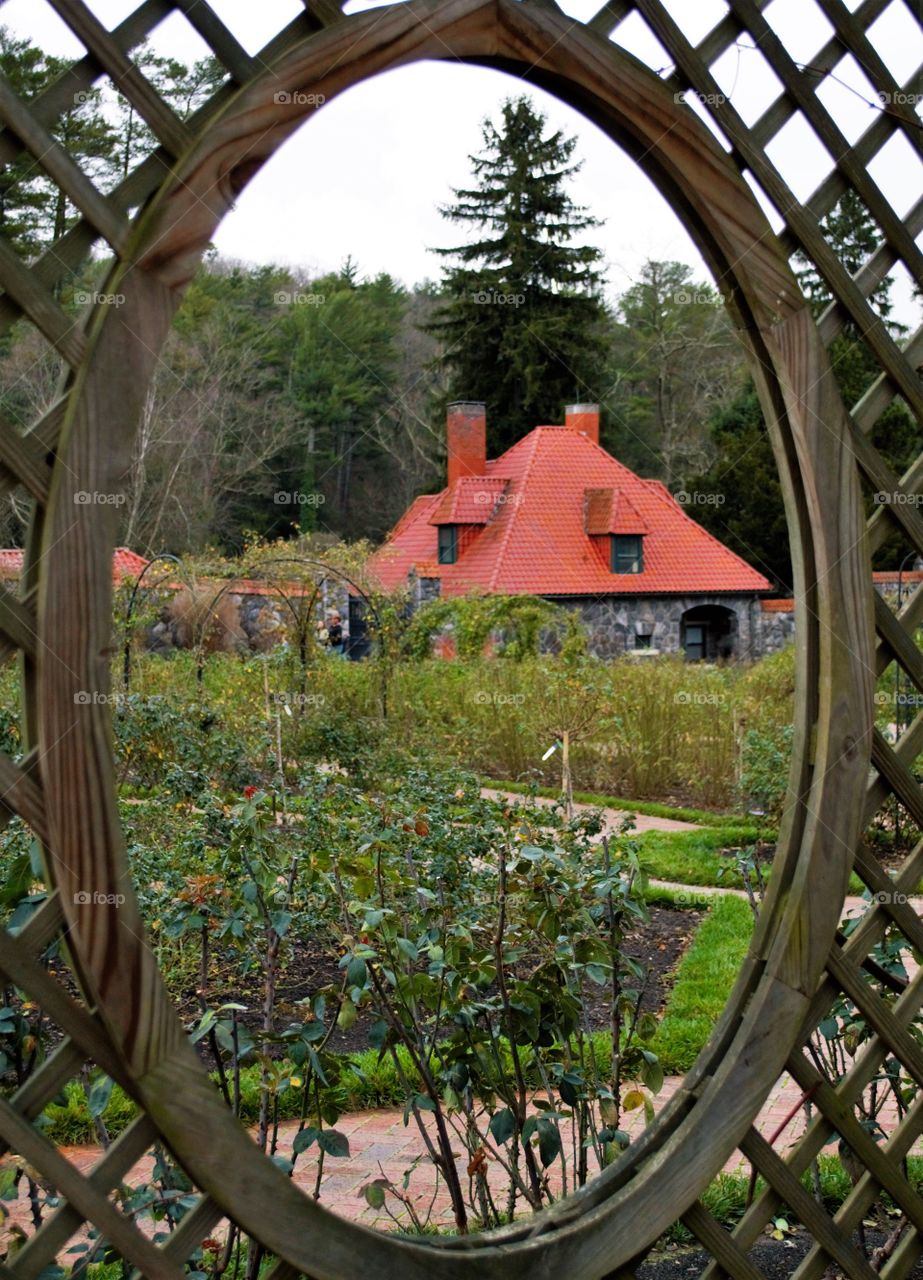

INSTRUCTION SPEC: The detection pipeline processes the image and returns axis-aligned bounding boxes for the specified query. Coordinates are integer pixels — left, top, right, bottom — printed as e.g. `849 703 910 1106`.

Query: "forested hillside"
0 25 914 579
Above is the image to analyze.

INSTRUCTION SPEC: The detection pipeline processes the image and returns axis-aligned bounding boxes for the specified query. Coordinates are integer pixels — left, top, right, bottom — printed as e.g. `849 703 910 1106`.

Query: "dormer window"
612 534 643 574
438 525 458 565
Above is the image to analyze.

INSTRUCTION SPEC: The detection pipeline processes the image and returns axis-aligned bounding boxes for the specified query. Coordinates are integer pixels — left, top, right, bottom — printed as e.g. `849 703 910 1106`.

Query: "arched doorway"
681 603 737 661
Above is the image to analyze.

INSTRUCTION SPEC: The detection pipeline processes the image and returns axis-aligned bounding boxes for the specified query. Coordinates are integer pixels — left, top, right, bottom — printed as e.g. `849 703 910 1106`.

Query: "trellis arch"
0 1 919 1277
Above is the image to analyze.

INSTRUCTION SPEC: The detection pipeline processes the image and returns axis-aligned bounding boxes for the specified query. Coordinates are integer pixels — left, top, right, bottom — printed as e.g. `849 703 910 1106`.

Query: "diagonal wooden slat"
0 1094 182 1280
154 1192 228 1267
1 1039 85 1151
727 0 923 284
0 416 53 505
682 1199 766 1280
0 3 916 1277
0 586 37 658
16 888 65 955
634 0 923 421
173 0 256 84
826 946 923 1091
0 239 85 367
848 422 923 552
44 0 190 158
748 0 895 153
0 77 127 252
855 324 923 438
0 751 48 842
740 1127 881 1280
703 968 923 1279
874 593 923 692
787 1058 923 1233
813 0 923 154
779 88 920 273
11 1113 159 1280
881 1233 923 1280
849 845 923 954
785 1062 923 1260
0 0 173 172
0 927 133 1090
870 728 923 833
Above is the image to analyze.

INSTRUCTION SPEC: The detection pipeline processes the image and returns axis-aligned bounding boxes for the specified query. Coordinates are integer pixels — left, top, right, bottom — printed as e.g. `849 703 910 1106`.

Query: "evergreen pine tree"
429 96 610 455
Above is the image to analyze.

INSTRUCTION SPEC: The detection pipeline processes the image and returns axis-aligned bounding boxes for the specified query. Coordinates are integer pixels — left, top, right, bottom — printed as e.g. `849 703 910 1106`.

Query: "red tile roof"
0 546 149 584
585 487 648 536
872 570 923 584
370 426 771 597
112 548 150 581
761 598 794 612
430 476 508 525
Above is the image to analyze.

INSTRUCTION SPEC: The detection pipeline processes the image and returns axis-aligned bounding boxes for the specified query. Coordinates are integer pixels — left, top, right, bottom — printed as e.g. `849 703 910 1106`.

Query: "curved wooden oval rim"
34 2 873 1276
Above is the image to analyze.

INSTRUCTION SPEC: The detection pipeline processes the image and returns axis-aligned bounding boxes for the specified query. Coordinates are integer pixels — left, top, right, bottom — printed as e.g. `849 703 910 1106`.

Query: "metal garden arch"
0 1 919 1277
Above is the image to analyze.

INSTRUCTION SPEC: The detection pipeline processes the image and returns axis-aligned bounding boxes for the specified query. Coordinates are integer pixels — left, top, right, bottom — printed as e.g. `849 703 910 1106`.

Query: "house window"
684 624 706 661
612 534 643 574
635 632 653 650
437 525 458 565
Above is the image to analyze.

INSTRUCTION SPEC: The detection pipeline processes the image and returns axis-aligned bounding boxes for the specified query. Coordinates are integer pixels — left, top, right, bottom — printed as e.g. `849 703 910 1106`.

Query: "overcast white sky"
2 0 921 320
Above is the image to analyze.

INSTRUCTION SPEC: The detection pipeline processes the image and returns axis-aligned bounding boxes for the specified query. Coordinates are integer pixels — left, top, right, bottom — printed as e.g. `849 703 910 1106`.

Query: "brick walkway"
24 1068 912 1244
480 787 701 834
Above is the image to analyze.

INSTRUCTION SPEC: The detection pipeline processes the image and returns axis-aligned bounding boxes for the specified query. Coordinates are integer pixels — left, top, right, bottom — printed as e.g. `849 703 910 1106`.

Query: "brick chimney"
447 402 487 487
565 403 600 445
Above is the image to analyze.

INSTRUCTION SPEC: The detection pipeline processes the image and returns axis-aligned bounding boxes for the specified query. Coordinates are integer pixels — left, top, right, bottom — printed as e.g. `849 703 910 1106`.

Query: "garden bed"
641 1227 923 1279
173 903 705 1058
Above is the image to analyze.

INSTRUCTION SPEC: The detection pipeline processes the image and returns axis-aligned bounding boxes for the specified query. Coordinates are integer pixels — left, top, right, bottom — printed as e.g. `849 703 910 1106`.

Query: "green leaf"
317 1129 350 1158
87 1075 113 1119
336 1000 357 1032
413 1093 437 1113
599 1096 618 1126
363 1179 387 1209
636 1012 659 1043
189 1009 217 1044
292 1126 319 1155
396 937 419 963
346 956 368 988
537 1118 561 1168
270 910 292 937
559 1078 579 1105
641 1053 664 1095
307 1046 329 1086
368 1019 390 1051
489 1108 516 1144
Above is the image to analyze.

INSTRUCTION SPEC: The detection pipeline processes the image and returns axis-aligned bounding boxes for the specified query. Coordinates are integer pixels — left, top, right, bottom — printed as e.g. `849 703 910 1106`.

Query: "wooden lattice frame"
0 1 919 1276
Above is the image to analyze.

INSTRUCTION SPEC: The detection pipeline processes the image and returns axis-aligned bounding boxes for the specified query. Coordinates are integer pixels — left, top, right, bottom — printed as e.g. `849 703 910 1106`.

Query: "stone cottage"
368 402 781 660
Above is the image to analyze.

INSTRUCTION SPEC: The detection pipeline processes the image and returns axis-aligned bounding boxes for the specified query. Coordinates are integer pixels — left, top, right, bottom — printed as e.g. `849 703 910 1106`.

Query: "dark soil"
180 904 703 1057
639 1227 923 1279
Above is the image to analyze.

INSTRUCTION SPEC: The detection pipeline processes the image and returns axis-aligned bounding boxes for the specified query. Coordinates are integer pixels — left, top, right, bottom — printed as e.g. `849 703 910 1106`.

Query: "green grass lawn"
636 828 758 889
651 894 754 1073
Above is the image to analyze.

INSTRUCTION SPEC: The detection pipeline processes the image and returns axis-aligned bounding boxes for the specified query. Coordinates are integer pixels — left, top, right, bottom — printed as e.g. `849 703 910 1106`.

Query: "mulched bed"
179 903 704 1056
8 903 705 1080
640 1227 923 1279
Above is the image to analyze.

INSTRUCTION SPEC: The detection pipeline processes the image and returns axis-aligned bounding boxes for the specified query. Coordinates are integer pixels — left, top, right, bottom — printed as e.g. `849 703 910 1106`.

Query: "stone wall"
147 583 353 654
757 607 796 655
144 576 796 663
561 594 765 660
